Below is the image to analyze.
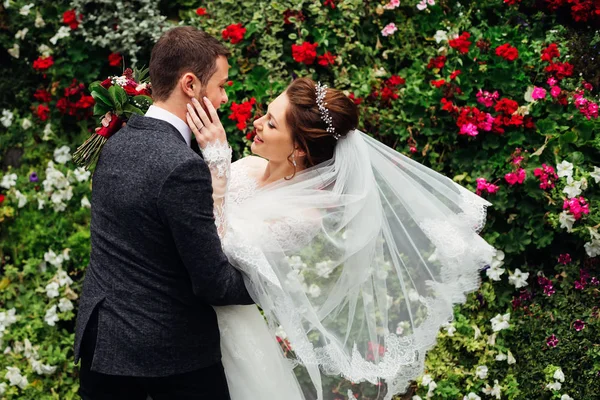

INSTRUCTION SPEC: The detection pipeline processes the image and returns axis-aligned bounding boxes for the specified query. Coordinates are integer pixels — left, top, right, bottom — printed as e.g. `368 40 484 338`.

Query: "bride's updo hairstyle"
285 78 359 170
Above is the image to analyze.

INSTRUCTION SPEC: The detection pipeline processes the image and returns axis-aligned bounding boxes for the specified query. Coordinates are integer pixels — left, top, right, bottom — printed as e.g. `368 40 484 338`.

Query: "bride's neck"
259 160 302 187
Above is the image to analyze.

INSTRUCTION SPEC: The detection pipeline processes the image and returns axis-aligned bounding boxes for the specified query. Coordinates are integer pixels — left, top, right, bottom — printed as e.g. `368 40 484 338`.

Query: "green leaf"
93 102 111 117
108 85 127 114
89 82 114 108
123 103 144 116
559 130 577 145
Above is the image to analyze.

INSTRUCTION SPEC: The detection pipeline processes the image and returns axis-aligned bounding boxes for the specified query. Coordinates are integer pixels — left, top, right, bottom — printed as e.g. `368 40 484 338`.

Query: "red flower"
431 79 446 88
0 194 5 204
545 61 574 80
292 42 319 65
380 86 399 102
76 95 95 109
504 0 521 5
541 43 560 62
33 56 54 71
441 98 458 113
386 75 405 86
324 0 336 8
495 43 519 61
34 88 52 103
524 116 536 129
229 98 256 131
494 98 519 115
227 80 233 86
449 32 472 54
348 93 363 105
317 51 337 67
222 23 247 44
100 78 113 89
449 70 461 80
283 10 305 25
108 52 122 67
36 104 50 121
427 55 447 70
196 7 207 16
62 9 82 30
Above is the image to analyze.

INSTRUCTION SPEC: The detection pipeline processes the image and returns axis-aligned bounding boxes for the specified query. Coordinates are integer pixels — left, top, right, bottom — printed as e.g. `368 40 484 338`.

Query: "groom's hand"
94 112 126 133
186 97 227 149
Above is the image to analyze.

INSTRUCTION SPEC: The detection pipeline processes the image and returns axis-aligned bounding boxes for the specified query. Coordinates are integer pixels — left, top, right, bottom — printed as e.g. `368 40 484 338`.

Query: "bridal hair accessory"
315 82 341 140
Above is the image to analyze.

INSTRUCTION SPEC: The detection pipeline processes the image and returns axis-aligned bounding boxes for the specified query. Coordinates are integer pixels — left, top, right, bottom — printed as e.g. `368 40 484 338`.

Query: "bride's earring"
292 153 297 167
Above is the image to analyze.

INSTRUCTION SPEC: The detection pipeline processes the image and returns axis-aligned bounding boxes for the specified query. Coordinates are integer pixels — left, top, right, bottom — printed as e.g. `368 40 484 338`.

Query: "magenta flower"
550 86 561 98
476 89 499 108
563 197 590 220
505 168 526 185
476 178 499 195
543 285 555 296
531 86 547 100
575 279 585 290
547 77 558 86
591 277 599 286
546 334 559 348
558 254 571 265
459 122 479 136
573 320 585 332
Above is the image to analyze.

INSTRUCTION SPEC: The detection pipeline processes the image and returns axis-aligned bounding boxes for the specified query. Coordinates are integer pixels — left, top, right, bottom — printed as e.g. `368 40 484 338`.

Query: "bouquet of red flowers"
73 67 153 169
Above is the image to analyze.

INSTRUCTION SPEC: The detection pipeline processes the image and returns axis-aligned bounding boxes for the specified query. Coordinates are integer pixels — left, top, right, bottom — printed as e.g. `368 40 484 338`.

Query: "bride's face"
251 92 297 163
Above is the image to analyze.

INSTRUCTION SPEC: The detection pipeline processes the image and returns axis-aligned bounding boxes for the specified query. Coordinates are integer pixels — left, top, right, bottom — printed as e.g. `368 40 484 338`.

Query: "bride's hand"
186 97 227 149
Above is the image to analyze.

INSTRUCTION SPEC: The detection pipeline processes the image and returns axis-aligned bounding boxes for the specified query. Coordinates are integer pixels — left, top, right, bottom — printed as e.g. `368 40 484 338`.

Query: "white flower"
487 333 497 346
15 190 27 208
0 382 6 395
44 305 59 326
307 284 321 298
58 298 74 313
57 269 73 286
508 268 529 288
559 211 576 232
475 365 488 379
487 264 505 281
0 173 17 189
315 260 335 278
30 358 57 376
21 118 32 130
563 176 583 198
557 160 574 178
73 167 91 183
44 249 64 268
38 44 52 57
54 146 72 164
421 374 433 387
546 381 562 391
481 380 501 399
1 109 14 127
585 240 600 258
42 123 53 140
426 380 437 398
491 313 510 332
590 166 600 184
507 350 516 364
15 28 28 40
50 26 71 45
495 352 507 361
45 282 59 298
464 393 481 400
443 322 456 336
434 30 448 43
19 3 34 16
412 397 423 400
408 289 420 302
34 11 45 28
473 324 482 340
5 366 28 389
554 368 565 382
561 395 574 400
38 197 45 210
81 196 91 209
7 43 19 58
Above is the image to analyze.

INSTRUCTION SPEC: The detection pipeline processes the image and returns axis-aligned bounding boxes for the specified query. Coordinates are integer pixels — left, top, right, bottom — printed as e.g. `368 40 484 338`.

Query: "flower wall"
0 0 599 399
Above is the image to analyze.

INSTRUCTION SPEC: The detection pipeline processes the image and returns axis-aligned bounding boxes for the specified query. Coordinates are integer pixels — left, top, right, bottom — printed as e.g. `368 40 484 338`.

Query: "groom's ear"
180 73 197 98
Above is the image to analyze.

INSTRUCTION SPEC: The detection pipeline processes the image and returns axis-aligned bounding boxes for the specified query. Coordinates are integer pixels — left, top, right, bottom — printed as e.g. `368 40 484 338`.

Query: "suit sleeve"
157 157 254 306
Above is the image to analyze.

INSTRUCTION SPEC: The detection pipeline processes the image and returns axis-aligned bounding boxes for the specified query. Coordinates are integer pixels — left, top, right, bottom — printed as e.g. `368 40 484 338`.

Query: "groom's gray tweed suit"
74 114 253 377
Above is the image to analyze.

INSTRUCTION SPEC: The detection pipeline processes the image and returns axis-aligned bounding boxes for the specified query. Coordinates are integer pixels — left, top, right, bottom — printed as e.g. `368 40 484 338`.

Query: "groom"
74 26 253 399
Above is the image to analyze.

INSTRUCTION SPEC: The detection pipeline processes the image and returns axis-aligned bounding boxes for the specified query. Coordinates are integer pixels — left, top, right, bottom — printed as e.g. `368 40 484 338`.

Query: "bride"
186 77 494 400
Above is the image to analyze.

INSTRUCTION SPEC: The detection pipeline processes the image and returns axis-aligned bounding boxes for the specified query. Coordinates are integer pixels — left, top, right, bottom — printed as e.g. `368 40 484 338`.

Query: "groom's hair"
150 26 230 101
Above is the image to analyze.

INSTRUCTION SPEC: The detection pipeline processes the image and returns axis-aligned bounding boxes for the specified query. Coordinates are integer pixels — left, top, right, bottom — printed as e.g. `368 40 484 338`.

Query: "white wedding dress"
207 153 306 400
201 128 494 400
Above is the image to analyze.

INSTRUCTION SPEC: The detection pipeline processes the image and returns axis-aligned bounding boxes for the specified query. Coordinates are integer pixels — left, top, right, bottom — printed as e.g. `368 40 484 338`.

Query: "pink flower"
383 0 400 9
505 168 526 185
531 87 547 100
533 164 558 190
476 178 499 195
459 122 479 136
550 86 561 98
476 89 499 108
546 334 559 348
563 197 590 220
547 77 558 86
573 320 585 332
381 23 398 37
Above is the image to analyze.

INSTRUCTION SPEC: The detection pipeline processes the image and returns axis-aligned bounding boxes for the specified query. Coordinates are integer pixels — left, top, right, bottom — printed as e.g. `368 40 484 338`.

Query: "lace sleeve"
201 140 232 238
